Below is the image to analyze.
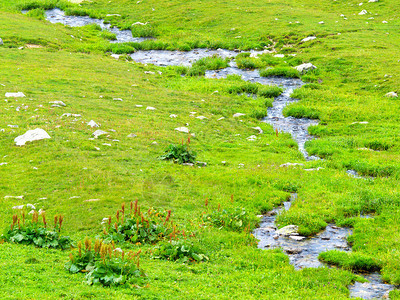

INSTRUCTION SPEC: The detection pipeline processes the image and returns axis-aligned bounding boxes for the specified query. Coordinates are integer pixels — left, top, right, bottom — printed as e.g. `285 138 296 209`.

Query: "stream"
44 8 149 43
36 10 397 298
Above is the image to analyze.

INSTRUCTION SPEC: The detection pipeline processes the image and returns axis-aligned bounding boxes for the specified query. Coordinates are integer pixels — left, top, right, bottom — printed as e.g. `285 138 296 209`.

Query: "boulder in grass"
294 63 317 74
92 130 108 138
301 36 316 43
385 92 398 98
175 127 189 133
276 225 299 236
15 128 51 146
5 92 25 98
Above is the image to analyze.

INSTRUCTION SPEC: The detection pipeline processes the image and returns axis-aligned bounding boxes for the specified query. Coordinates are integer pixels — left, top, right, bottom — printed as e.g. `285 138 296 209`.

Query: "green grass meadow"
0 0 400 298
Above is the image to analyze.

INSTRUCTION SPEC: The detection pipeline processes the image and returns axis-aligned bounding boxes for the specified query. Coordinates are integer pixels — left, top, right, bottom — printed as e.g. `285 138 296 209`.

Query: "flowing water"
44 8 149 43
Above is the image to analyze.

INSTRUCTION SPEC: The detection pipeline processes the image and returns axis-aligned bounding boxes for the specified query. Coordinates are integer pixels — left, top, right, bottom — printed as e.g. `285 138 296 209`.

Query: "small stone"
144 71 155 75
175 127 190 133
113 98 123 101
111 54 120 59
280 162 304 168
5 92 25 98
136 105 143 107
252 127 264 134
169 114 177 118
233 113 245 118
289 235 306 241
301 36 316 43
217 117 225 121
84 199 100 202
283 247 302 254
4 195 24 200
87 120 99 128
8 125 18 128
94 146 100 151
106 14 121 17
196 161 207 167
274 54 285 58
318 21 324 24
358 9 368 15
247 135 257 141
151 141 158 145
196 116 208 120
273 235 279 240
15 128 51 146
92 130 108 138
132 22 148 26
49 101 66 107
385 92 398 98
0 38 3 45
127 133 137 138
146 106 156 110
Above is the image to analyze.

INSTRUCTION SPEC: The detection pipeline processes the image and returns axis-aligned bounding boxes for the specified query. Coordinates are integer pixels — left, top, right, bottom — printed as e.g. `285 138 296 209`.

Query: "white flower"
12 205 24 210
26 203 35 209
113 248 123 252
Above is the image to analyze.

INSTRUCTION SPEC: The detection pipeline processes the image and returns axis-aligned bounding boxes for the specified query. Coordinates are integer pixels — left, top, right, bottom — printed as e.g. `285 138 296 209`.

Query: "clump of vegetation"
159 142 197 164
99 30 117 41
319 250 381 272
187 55 229 76
101 201 179 244
202 200 252 232
152 240 208 263
1 206 73 250
25 8 45 20
131 24 157 38
283 105 320 119
260 67 300 78
66 237 147 287
258 86 283 98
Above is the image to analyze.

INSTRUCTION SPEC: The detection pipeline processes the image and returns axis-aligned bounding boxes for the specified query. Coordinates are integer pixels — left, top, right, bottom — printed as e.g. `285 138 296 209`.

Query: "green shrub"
193 55 229 70
99 30 117 41
202 205 251 232
250 108 267 119
66 238 147 287
131 24 157 38
257 86 283 98
236 58 257 69
260 67 300 78
2 207 73 250
159 143 197 164
152 240 208 263
102 201 178 244
318 250 381 272
283 105 320 119
26 8 45 20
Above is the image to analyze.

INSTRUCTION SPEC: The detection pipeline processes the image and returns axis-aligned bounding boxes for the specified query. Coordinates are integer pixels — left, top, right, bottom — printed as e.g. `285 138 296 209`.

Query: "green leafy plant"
1 207 73 250
152 240 208 263
159 142 197 164
202 201 251 232
101 201 180 244
66 237 147 287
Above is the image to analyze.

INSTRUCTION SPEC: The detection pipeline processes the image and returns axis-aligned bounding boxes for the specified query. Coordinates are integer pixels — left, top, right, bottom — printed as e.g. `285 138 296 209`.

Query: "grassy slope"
0 0 400 298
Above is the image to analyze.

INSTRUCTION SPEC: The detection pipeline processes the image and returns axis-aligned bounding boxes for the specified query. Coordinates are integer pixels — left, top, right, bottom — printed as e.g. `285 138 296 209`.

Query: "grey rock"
92 130 108 138
276 225 299 236
294 63 317 74
5 92 25 98
233 113 246 118
0 38 3 45
14 128 51 146
283 247 302 254
289 235 306 241
50 101 66 107
127 133 137 138
175 127 189 133
301 36 316 43
87 120 99 128
280 162 304 168
385 92 398 98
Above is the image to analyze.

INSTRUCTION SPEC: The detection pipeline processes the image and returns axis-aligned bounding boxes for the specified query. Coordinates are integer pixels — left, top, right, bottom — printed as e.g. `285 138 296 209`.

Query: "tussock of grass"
319 250 381 272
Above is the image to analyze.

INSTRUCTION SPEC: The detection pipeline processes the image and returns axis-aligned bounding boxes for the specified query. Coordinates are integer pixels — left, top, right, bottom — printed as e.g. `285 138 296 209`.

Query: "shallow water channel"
29 11 397 296
44 8 148 43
